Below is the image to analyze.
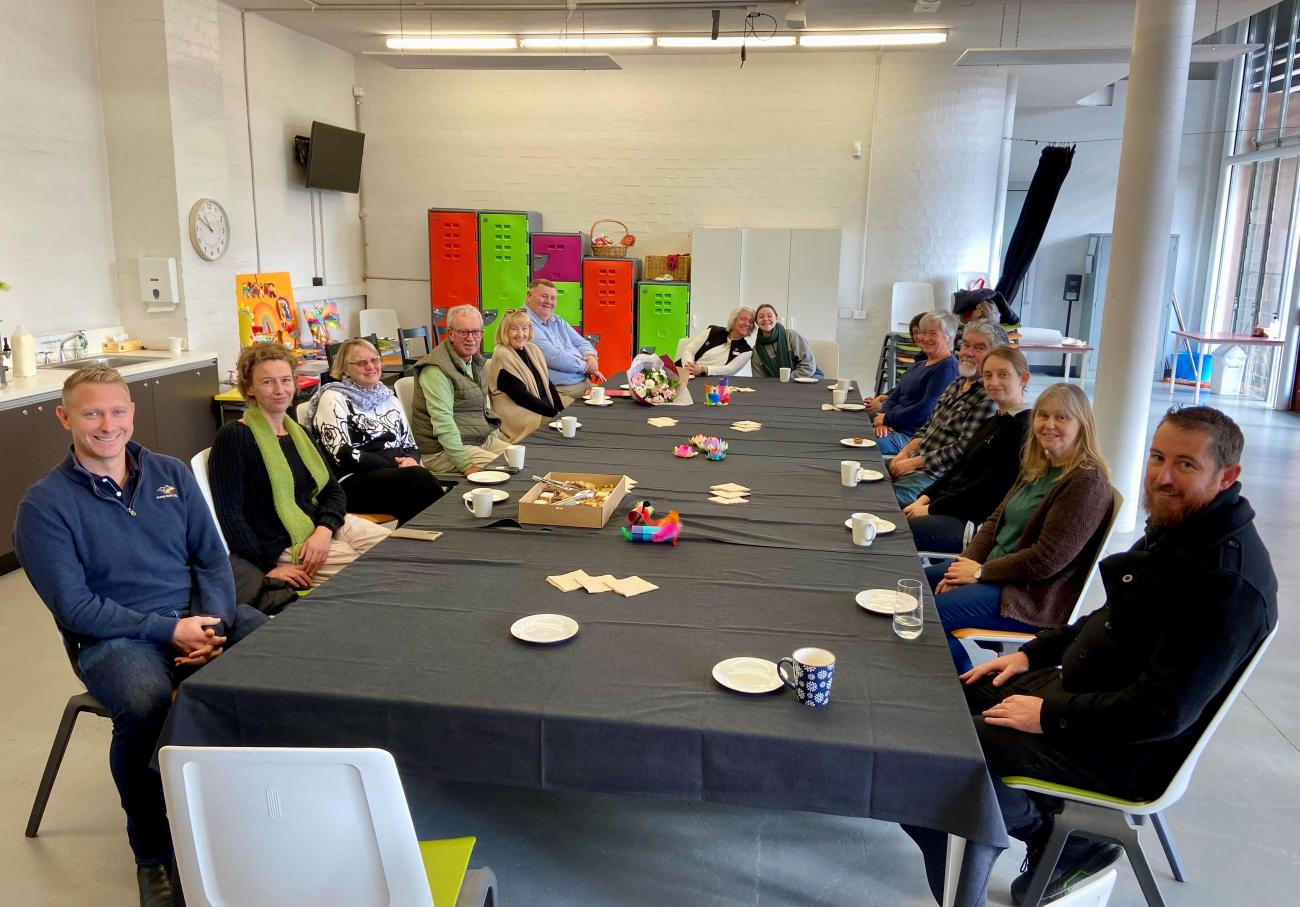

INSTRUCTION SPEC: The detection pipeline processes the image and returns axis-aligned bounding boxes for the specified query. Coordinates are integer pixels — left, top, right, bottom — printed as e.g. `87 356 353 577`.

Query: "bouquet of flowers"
627 354 681 406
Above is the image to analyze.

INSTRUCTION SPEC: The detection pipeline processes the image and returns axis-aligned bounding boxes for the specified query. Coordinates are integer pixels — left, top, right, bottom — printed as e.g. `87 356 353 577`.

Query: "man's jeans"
77 603 268 865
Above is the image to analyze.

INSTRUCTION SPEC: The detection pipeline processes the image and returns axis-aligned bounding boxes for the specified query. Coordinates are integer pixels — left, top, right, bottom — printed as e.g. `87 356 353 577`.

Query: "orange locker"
582 257 640 376
428 209 480 325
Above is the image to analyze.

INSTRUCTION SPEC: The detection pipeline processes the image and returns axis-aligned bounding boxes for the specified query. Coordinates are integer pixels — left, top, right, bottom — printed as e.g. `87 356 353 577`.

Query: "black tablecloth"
162 374 1007 898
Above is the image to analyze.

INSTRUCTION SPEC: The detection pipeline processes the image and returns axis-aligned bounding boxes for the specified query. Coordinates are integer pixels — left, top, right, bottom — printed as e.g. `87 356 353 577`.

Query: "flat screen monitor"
305 121 364 193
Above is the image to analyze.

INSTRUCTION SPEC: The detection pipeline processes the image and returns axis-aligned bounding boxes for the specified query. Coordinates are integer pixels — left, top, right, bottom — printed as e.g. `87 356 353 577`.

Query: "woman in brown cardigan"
485 308 566 442
923 382 1115 672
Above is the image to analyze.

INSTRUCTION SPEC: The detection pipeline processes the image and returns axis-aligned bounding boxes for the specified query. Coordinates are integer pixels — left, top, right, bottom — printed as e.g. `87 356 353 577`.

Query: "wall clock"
188 198 230 261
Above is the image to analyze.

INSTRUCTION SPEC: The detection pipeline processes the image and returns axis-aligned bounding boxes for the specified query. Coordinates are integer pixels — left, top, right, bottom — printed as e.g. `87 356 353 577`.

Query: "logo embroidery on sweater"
155 484 179 500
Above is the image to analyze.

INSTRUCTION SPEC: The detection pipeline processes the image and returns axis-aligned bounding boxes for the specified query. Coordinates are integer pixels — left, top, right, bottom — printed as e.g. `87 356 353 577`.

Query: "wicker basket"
590 219 633 258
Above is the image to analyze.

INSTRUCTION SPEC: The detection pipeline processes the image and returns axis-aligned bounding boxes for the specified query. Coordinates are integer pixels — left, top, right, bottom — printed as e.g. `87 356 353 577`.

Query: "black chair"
431 308 449 345
399 326 432 366
26 628 111 838
325 333 380 371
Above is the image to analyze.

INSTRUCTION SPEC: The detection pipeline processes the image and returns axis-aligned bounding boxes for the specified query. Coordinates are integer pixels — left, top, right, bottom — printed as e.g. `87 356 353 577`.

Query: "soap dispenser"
11 325 37 379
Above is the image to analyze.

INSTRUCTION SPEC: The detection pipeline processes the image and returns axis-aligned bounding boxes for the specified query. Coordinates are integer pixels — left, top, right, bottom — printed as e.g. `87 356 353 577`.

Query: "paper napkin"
610 576 659 597
546 570 585 593
647 416 679 428
711 483 751 493
709 495 749 505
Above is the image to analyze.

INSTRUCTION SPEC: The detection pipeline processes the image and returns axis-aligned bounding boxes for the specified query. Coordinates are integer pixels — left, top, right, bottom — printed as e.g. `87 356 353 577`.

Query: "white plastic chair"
160 746 498 907
808 338 840 379
396 376 415 424
359 307 402 344
189 448 228 554
951 489 1124 656
1052 869 1117 906
891 281 937 329
1004 626 1277 907
674 336 691 362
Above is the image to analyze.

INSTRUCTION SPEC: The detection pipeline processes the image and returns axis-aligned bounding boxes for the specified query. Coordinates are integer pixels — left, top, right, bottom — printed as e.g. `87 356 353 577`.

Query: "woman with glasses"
305 337 444 523
486 308 565 442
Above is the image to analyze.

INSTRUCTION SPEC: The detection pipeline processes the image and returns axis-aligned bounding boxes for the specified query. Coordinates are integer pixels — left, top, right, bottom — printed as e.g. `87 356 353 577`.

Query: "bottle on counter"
11 325 37 379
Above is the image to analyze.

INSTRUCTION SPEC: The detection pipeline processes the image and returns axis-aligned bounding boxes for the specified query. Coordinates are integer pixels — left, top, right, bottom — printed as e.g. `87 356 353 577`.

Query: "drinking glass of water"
893 579 924 640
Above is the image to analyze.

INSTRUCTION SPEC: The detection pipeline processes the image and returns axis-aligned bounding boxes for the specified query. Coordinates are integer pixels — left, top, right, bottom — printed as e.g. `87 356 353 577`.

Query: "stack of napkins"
647 416 679 428
731 386 756 393
709 482 750 505
730 420 762 433
547 569 658 597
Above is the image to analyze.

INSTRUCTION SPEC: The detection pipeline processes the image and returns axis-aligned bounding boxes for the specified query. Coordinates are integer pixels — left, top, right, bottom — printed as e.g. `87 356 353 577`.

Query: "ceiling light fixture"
520 36 654 50
385 37 518 51
799 32 947 48
785 1 808 30
657 36 796 49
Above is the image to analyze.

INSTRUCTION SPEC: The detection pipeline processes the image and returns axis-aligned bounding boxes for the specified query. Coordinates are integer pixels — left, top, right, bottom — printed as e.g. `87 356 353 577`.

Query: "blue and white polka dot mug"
777 647 836 708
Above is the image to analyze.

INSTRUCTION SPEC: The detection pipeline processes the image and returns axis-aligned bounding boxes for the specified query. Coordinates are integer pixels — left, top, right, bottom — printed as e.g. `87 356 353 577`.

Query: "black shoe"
1010 839 1123 905
136 863 173 907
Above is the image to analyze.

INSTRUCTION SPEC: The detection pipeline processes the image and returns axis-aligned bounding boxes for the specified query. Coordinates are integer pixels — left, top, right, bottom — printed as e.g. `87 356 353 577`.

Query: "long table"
161 376 1006 905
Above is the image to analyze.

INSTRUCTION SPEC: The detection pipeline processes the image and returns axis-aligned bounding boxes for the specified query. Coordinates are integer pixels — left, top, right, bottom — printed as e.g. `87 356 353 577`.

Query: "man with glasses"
525 278 604 404
410 305 509 475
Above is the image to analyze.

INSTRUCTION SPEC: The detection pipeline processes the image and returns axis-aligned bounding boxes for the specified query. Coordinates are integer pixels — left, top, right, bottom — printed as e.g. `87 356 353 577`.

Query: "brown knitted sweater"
962 465 1115 627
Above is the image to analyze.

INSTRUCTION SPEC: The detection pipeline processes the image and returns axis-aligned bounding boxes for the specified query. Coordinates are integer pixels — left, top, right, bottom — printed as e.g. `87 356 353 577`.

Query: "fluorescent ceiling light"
657 36 796 49
386 37 518 51
366 53 621 71
955 43 1260 66
521 36 654 50
799 32 947 48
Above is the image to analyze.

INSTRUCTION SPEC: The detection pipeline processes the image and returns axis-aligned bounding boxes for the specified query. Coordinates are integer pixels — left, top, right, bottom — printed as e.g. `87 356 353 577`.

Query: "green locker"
479 210 540 352
554 281 582 329
636 281 690 356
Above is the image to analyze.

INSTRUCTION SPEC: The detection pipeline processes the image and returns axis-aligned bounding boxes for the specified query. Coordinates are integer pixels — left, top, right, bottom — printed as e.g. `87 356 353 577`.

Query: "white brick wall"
356 50 1007 388
0 0 119 335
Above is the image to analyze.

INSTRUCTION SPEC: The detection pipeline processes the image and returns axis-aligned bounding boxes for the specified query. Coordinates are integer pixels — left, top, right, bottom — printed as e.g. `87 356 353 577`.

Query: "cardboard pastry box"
518 472 629 529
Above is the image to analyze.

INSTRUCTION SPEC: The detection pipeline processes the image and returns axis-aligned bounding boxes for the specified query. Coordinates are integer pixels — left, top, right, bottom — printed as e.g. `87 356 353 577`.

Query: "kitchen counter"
0 351 219 411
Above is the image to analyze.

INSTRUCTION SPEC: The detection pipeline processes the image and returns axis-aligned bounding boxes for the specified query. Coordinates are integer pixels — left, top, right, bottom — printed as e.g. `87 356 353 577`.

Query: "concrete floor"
3 384 1297 906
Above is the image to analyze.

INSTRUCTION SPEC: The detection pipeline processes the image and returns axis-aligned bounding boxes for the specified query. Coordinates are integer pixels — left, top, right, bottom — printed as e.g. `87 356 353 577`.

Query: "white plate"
583 399 614 406
712 657 783 694
855 588 917 616
844 514 896 533
793 376 820 384
840 437 877 448
848 469 885 483
836 403 867 411
549 420 584 430
462 488 509 504
467 470 511 485
511 613 579 644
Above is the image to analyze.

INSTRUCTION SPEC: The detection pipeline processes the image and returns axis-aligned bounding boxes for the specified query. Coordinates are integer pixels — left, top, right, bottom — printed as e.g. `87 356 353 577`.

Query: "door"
786 229 841 341
554 281 583 328
690 227 742 331
479 212 532 352
0 400 70 562
636 282 690 356
582 258 638 375
151 365 219 462
531 233 586 282
428 210 480 321
128 377 159 452
740 229 791 320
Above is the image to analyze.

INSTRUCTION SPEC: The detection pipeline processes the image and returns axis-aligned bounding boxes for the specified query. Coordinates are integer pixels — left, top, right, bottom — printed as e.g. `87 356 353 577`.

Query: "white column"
989 73 1018 283
1092 0 1196 530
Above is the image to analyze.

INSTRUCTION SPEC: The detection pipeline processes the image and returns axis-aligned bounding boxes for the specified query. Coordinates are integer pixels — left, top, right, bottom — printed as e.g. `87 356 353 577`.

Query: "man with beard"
906 406 1277 905
888 320 1009 505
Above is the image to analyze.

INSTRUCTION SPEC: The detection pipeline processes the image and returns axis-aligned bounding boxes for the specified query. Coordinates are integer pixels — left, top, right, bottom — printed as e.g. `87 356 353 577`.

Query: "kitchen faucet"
59 331 87 362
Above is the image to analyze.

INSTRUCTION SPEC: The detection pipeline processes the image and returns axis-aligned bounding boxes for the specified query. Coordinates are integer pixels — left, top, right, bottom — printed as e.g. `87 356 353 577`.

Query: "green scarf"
755 324 793 376
243 407 330 563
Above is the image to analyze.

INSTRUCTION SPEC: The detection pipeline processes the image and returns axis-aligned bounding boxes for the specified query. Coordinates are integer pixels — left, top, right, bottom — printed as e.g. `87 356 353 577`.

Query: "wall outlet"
853 311 867 319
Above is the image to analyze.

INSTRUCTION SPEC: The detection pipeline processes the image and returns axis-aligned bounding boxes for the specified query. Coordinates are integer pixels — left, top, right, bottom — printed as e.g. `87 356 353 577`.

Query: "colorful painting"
235 272 299 348
300 300 343 350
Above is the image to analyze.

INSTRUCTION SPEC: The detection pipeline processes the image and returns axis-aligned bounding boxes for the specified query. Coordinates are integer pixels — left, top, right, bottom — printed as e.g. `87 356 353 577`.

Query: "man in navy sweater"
14 365 268 907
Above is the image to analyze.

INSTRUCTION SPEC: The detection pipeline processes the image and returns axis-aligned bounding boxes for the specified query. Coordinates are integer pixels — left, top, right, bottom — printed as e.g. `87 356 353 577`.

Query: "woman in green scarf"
750 304 821 379
209 343 388 589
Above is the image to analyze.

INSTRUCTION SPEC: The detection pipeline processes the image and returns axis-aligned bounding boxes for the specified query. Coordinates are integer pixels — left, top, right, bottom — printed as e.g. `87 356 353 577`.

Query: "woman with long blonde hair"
485 307 565 442
925 382 1116 672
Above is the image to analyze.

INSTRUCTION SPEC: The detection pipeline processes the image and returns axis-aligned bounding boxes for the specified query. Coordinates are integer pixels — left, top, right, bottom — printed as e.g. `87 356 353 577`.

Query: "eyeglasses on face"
452 328 484 338
348 356 382 368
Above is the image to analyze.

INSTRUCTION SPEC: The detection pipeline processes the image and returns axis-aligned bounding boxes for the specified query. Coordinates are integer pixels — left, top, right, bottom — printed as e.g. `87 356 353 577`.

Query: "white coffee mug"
840 460 864 487
505 445 525 469
464 488 495 518
850 512 878 547
168 336 185 356
590 386 606 404
832 387 849 406
779 367 791 383
561 415 578 438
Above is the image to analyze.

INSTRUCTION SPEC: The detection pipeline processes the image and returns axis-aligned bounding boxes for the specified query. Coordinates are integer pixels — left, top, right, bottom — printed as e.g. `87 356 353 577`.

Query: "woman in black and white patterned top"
305 338 445 523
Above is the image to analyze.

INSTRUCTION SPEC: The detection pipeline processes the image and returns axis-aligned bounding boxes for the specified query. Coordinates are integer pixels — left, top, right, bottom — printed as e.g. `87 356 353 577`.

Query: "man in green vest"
411 305 509 474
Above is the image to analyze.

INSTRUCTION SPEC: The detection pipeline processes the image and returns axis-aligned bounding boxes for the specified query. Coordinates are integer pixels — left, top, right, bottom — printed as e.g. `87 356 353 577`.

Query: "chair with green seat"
160 745 498 907
1005 626 1277 907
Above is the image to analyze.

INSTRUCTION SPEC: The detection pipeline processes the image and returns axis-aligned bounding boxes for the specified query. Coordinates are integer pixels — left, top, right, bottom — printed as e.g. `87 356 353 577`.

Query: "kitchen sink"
40 355 169 371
